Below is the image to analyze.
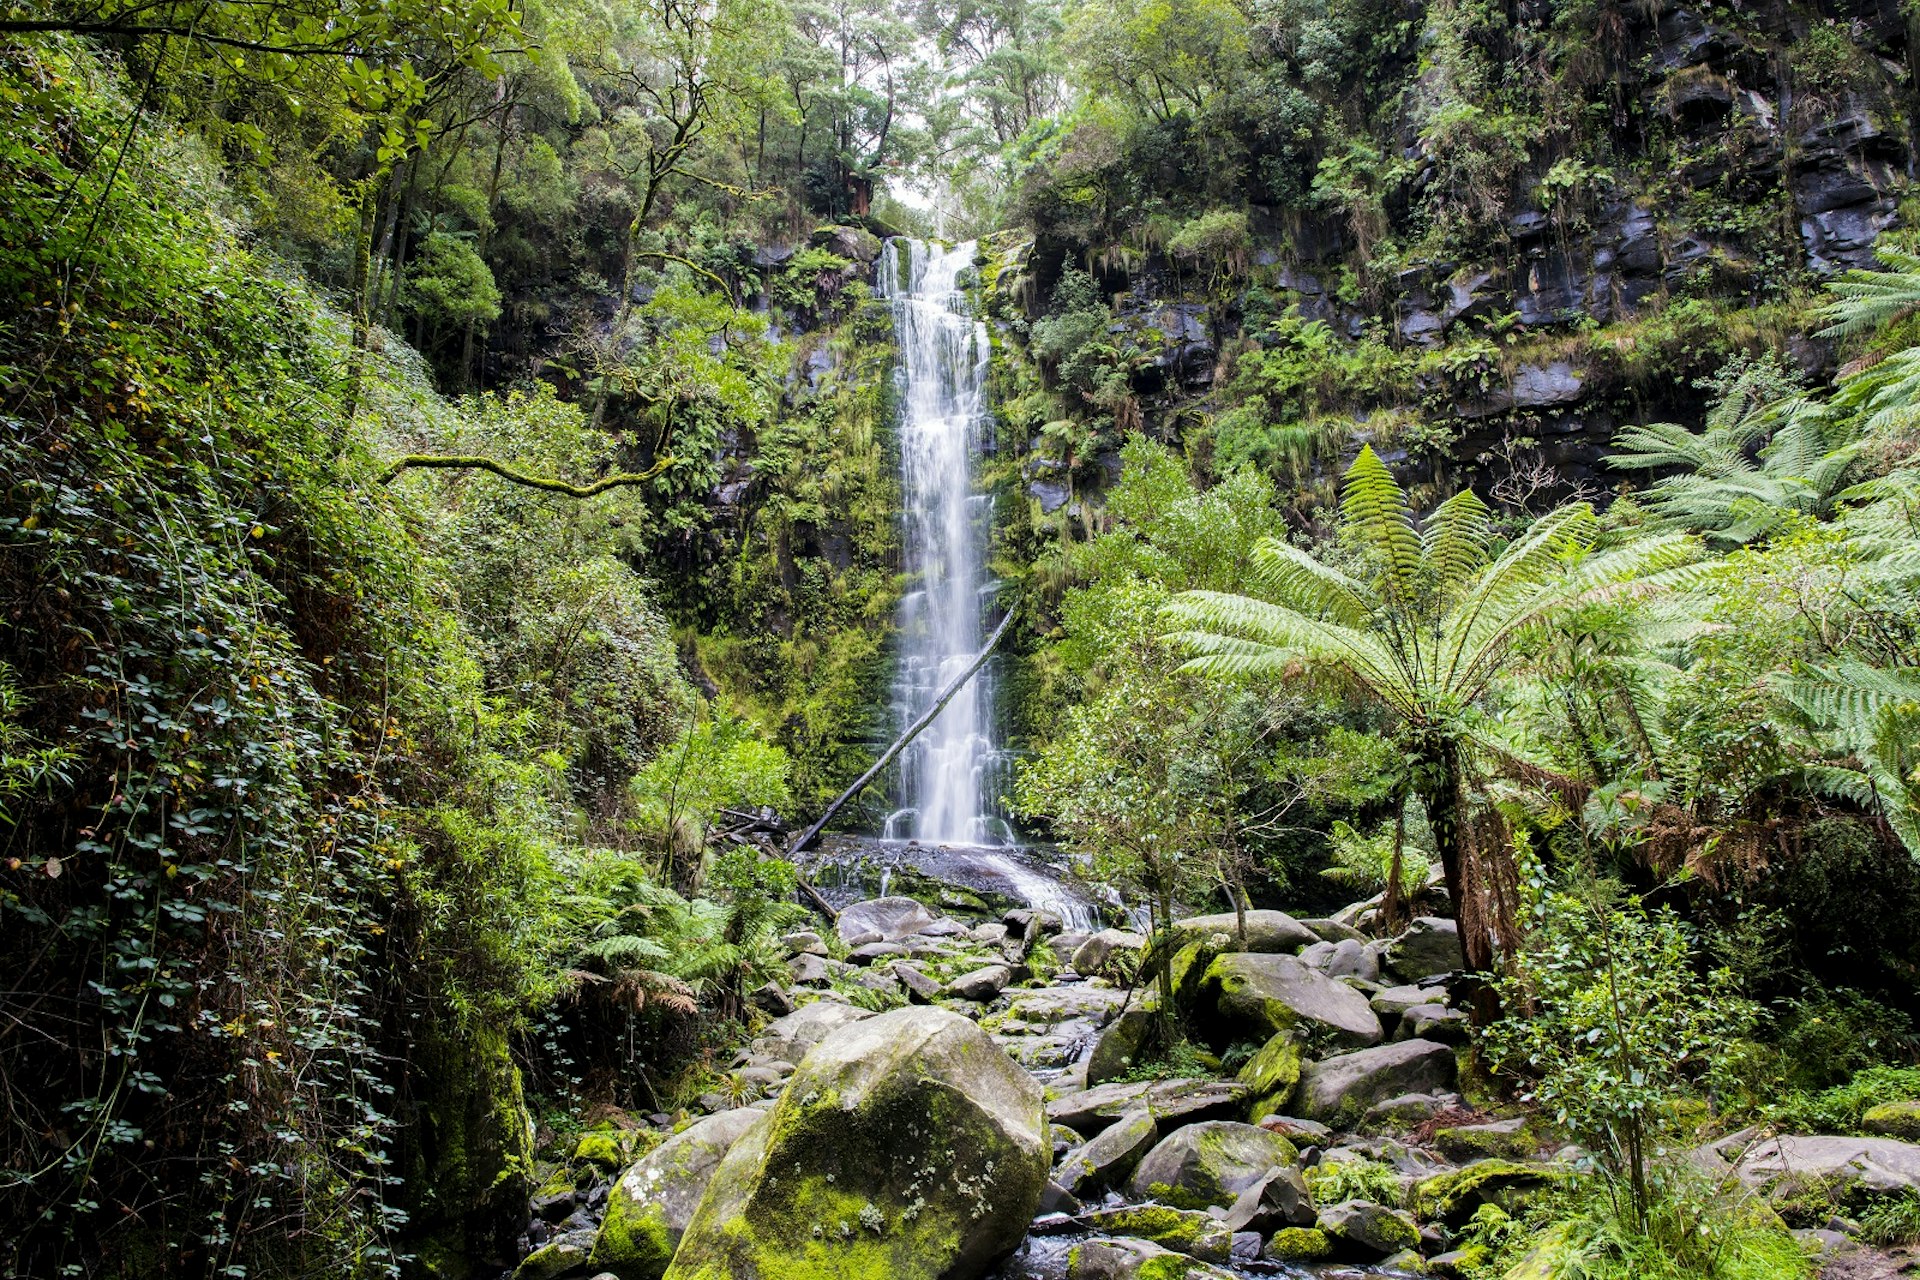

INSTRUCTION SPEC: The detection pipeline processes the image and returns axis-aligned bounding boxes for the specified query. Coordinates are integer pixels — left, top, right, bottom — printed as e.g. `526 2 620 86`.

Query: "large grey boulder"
947 963 1012 1001
1384 917 1461 982
1324 938 1379 982
1057 1108 1157 1194
835 896 937 946
588 1109 761 1278
664 1007 1049 1280
1223 1165 1315 1233
749 1000 874 1064
1071 929 1146 975
1200 953 1383 1047
1168 910 1318 954
1126 1121 1299 1210
1316 1199 1420 1256
1294 1040 1457 1126
1722 1134 1920 1209
1048 1078 1246 1135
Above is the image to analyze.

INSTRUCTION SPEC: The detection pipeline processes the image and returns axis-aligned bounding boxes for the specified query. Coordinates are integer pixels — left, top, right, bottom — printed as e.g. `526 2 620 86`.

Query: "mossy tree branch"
378 453 675 495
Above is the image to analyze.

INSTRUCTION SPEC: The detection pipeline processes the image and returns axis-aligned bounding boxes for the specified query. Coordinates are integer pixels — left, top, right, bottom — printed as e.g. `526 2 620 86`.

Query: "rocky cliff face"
987 0 1916 511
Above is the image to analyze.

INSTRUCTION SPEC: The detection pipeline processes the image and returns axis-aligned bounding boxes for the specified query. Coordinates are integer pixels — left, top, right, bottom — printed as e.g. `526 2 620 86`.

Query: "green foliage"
1305 1157 1401 1206
1485 865 1752 1221
1857 1191 1920 1245
1763 1065 1920 1135
774 247 857 311
406 230 503 328
1487 1165 1811 1280
631 710 793 883
1321 817 1430 897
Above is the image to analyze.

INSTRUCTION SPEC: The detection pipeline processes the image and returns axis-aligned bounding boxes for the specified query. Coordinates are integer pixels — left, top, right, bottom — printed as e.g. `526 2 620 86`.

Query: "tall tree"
1163 447 1695 1010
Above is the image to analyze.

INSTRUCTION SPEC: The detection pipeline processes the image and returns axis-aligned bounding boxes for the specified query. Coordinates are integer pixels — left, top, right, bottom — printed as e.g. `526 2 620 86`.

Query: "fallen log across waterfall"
785 604 1019 919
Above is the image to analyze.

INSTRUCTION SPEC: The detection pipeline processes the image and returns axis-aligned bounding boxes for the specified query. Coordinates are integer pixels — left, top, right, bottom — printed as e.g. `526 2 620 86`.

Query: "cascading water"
879 239 1005 846
865 239 1099 934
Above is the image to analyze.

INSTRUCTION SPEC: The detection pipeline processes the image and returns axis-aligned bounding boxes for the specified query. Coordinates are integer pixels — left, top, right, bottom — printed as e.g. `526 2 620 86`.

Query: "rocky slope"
507 879 1920 1280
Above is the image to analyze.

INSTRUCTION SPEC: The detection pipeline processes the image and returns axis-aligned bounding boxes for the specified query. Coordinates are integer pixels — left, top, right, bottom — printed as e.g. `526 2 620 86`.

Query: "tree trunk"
1412 736 1519 1024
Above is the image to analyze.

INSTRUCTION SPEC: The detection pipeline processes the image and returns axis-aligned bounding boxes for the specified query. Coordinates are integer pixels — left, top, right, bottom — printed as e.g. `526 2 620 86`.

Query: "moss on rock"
1412 1159 1556 1225
1080 1204 1234 1261
1237 1032 1303 1121
663 1007 1048 1280
1863 1100 1920 1141
1265 1227 1333 1259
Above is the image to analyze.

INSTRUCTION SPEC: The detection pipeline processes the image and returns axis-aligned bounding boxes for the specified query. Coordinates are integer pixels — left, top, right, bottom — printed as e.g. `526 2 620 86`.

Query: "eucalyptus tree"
1164 446 1696 997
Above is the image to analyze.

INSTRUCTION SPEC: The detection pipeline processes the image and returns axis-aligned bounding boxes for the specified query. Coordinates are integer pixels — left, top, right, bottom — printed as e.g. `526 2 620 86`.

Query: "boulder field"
512 895 1920 1280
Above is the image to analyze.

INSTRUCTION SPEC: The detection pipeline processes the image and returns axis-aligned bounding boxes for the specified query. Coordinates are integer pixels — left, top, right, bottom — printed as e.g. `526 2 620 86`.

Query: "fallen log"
787 604 1019 875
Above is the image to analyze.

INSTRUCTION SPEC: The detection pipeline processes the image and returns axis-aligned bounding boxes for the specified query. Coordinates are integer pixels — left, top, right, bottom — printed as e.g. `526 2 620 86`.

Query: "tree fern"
1774 661 1920 855
1815 245 1920 340
1164 449 1695 997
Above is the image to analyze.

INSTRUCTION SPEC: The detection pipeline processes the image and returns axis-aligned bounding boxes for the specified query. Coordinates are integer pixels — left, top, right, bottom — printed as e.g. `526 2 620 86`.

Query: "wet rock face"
664 1006 1050 1280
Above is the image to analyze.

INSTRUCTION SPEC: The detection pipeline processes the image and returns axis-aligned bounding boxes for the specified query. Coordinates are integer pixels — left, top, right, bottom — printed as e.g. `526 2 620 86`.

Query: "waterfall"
878 239 1007 847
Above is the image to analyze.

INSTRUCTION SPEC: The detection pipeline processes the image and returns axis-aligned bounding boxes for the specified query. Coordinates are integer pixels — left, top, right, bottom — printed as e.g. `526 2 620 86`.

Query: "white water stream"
867 240 1099 934
879 239 1005 846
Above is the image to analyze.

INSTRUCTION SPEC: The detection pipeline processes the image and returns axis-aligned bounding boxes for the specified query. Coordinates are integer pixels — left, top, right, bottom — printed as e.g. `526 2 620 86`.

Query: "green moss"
664 1050 1045 1280
1412 1159 1555 1225
1086 1204 1232 1260
1863 1099 1920 1141
589 1195 676 1279
1433 1121 1537 1162
1236 1032 1304 1115
573 1130 629 1171
1266 1227 1332 1259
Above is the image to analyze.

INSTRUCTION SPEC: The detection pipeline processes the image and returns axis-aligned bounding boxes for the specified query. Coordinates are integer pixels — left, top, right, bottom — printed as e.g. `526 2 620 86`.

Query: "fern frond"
1245 536 1376 627
1815 246 1920 340
1421 486 1493 598
1339 446 1424 609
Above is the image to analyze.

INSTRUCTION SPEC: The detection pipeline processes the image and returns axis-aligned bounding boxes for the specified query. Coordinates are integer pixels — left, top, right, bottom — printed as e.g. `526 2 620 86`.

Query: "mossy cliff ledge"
661 1006 1050 1280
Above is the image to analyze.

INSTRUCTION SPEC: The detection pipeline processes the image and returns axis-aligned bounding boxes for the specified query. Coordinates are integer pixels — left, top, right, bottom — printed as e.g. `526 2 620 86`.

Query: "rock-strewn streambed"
510 890 1920 1280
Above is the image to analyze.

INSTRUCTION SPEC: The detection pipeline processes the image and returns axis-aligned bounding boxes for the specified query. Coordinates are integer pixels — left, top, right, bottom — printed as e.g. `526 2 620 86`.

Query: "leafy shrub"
1492 1164 1811 1280
1486 870 1753 1219
1858 1192 1920 1245
1166 208 1250 280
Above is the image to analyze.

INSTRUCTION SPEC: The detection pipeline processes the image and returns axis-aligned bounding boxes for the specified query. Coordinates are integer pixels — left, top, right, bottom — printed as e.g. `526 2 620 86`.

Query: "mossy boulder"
1411 1159 1556 1225
1066 1236 1237 1279
1080 1205 1233 1261
1294 1039 1455 1126
1126 1120 1299 1210
1168 910 1318 954
1198 953 1382 1048
573 1129 633 1172
1263 1227 1333 1260
1316 1199 1419 1257
398 1020 537 1274
1499 1222 1574 1279
1433 1118 1534 1163
1071 929 1146 976
1236 1032 1304 1121
663 1006 1049 1280
1863 1100 1920 1141
1087 1004 1157 1085
514 1231 594 1280
589 1108 762 1279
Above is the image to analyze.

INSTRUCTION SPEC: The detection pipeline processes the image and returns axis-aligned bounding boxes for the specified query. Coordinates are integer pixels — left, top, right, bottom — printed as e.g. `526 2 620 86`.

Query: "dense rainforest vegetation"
5 0 1920 1278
